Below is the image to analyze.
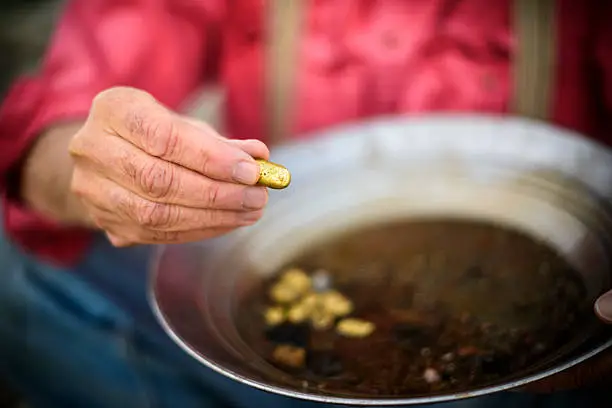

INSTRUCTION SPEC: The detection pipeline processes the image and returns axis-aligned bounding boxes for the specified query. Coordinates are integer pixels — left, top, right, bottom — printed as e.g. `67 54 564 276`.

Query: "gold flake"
280 268 312 295
272 345 305 368
321 290 353 317
287 303 310 323
336 318 375 338
311 309 334 331
269 283 299 304
264 306 286 326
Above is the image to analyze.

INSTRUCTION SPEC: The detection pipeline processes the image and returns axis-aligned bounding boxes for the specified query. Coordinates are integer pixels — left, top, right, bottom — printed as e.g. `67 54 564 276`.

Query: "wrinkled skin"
68 87 270 246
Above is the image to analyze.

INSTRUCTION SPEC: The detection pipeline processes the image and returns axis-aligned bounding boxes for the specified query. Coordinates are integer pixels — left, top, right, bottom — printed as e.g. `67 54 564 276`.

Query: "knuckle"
94 86 153 108
199 154 212 177
89 214 106 229
128 112 179 159
205 183 221 207
91 89 113 111
68 123 102 160
119 149 139 181
67 130 87 158
95 87 127 102
135 200 177 229
138 161 176 200
92 87 127 116
70 170 88 198
113 189 141 225
92 87 158 135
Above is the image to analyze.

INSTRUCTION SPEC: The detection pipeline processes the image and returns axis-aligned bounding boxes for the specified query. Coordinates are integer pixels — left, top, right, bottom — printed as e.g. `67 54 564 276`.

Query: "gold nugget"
321 290 353 317
287 303 310 323
256 159 291 189
310 309 334 331
280 268 311 295
272 345 306 368
264 306 286 326
336 318 375 338
301 293 322 309
269 283 299 304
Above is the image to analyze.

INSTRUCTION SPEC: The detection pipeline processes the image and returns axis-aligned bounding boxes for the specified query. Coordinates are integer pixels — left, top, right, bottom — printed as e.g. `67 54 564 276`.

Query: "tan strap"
265 0 305 146
265 0 556 141
512 0 557 120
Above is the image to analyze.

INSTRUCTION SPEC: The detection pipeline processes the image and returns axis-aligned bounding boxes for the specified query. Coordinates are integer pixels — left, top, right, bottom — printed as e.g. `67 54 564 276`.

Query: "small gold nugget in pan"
256 159 291 189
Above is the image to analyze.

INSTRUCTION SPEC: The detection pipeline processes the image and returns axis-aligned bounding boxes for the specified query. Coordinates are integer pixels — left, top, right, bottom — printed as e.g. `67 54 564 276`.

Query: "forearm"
20 122 93 227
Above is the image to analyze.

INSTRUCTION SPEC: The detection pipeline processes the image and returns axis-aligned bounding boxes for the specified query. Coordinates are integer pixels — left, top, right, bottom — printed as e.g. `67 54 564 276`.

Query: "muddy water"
237 220 592 396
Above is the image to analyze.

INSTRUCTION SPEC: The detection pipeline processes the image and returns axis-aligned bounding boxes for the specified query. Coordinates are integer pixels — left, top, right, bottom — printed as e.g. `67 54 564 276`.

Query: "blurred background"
1 2 62 406
0 0 63 100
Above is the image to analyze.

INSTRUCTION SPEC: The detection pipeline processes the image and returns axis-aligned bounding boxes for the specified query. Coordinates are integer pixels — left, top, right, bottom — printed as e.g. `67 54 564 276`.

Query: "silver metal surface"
149 115 612 405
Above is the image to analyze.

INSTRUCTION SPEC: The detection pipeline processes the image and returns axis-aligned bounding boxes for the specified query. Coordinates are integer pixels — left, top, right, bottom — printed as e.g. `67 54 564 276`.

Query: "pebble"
441 352 454 362
312 269 332 292
306 350 344 377
423 367 441 384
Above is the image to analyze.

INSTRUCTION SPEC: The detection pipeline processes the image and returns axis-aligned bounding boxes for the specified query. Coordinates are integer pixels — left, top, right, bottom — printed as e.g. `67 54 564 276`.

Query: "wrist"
20 122 94 228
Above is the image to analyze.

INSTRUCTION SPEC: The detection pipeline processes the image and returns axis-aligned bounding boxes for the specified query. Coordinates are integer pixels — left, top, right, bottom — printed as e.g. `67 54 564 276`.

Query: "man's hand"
67 87 269 246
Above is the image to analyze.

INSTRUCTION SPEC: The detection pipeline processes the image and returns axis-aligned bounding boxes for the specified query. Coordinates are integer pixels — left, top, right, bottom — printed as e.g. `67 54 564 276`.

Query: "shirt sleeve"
0 0 221 265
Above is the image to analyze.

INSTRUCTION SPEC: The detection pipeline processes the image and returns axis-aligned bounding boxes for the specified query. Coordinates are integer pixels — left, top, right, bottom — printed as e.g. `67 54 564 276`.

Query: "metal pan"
149 115 612 405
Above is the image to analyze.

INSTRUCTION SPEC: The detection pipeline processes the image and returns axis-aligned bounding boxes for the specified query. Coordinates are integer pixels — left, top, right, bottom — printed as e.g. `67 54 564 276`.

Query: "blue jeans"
0 219 607 407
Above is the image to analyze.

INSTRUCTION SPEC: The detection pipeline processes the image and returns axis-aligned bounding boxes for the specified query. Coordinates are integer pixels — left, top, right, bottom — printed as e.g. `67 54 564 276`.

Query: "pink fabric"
1 0 611 265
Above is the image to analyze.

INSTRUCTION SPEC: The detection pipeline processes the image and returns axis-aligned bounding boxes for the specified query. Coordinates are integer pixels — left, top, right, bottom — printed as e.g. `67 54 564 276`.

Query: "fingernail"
595 290 612 323
242 188 268 210
233 160 259 184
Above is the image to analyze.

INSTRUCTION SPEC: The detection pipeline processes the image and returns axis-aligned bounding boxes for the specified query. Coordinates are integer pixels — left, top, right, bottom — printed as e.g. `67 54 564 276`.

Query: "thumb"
594 289 612 323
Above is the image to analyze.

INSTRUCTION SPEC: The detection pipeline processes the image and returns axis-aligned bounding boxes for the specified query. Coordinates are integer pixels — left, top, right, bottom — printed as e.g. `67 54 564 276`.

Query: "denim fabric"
0 219 608 407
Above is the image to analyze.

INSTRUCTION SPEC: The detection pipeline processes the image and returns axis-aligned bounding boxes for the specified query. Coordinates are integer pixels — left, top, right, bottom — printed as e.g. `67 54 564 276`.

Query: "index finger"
92 87 261 185
183 116 271 160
